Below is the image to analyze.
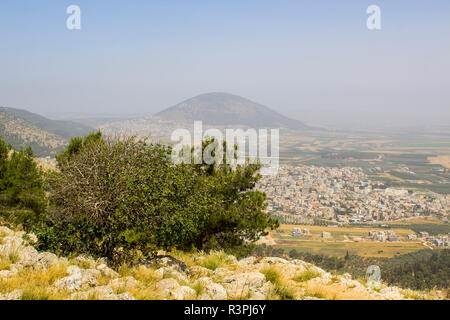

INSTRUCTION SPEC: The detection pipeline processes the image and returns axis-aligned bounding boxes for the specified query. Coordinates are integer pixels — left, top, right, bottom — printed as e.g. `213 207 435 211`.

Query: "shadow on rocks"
137 255 187 272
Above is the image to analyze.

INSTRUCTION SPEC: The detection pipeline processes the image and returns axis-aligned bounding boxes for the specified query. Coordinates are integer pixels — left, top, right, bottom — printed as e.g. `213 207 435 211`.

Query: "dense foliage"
0 138 46 229
35 132 278 262
381 250 449 290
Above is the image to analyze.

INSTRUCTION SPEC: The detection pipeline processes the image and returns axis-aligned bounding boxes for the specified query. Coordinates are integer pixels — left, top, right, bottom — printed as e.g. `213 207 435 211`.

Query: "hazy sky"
1 0 449 128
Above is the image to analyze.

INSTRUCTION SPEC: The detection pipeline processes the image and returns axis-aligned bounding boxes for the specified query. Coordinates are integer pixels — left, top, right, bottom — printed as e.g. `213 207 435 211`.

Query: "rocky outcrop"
54 266 101 291
221 272 266 299
140 255 188 272
0 225 446 300
156 278 180 297
172 286 196 300
203 283 228 300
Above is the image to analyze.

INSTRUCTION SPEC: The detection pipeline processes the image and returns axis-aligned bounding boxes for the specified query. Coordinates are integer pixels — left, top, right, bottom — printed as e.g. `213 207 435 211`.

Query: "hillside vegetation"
0 107 92 139
0 112 66 157
0 107 92 157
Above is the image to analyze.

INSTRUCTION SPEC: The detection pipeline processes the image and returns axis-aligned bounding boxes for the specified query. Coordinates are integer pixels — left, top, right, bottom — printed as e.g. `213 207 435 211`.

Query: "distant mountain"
155 93 307 129
0 107 93 157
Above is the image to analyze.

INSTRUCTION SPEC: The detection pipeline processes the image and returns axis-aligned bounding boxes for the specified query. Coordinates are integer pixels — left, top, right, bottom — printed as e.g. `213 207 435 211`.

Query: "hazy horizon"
1 0 449 129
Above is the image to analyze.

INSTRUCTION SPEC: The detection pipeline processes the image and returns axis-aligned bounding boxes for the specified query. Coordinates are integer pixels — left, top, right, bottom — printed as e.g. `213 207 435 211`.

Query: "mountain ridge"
0 107 93 156
0 107 93 139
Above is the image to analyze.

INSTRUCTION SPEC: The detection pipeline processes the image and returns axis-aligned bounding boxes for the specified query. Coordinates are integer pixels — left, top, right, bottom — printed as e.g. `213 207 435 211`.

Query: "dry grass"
260 266 296 300
293 269 321 283
127 286 164 300
191 280 206 296
266 284 296 300
261 266 281 285
400 288 446 300
20 286 55 300
0 261 70 300
170 250 197 267
197 251 234 271
70 257 96 270
0 243 21 270
129 265 160 287
0 260 11 271
302 281 379 300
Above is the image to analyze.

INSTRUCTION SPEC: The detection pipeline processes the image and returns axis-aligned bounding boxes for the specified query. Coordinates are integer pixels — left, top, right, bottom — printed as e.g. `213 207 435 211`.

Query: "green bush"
0 138 46 230
36 132 278 263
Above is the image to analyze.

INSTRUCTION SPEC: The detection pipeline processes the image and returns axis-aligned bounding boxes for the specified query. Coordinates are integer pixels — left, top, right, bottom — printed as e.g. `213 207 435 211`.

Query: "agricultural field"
269 224 430 258
428 155 450 169
277 240 427 258
277 224 415 237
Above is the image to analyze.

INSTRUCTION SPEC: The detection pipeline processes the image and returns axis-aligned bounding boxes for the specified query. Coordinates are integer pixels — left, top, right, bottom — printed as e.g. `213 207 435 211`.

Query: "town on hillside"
257 165 449 247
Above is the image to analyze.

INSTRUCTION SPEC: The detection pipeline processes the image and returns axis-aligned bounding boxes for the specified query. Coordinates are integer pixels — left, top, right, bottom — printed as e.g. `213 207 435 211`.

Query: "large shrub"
38 132 278 262
188 138 279 255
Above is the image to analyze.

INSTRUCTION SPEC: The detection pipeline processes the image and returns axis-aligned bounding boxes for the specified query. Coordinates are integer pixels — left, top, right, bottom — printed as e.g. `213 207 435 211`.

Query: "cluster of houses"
289 228 450 246
413 231 450 247
406 231 450 246
291 228 332 239
368 230 399 242
257 165 449 223
291 228 311 237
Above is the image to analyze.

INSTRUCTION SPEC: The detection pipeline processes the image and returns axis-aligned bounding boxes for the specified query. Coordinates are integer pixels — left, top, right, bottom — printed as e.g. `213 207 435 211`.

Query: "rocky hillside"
0 107 93 140
0 225 445 300
0 107 93 157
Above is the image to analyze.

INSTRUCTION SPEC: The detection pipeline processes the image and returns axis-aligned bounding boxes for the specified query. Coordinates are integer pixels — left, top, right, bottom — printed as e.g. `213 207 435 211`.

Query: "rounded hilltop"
155 92 307 129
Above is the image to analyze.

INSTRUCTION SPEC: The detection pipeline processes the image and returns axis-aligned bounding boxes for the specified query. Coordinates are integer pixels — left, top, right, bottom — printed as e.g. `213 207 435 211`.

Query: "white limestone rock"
96 263 119 278
171 286 196 300
204 283 228 300
156 278 180 296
